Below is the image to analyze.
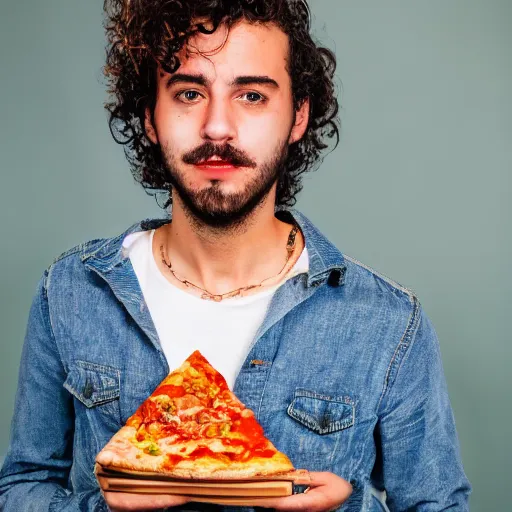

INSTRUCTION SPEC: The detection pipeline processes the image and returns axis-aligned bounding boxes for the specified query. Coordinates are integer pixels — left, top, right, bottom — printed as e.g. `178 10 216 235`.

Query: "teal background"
0 1 510 509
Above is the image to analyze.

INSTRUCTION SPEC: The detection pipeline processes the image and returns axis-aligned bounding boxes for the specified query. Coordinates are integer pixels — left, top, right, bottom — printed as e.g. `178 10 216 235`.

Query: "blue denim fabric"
0 209 471 511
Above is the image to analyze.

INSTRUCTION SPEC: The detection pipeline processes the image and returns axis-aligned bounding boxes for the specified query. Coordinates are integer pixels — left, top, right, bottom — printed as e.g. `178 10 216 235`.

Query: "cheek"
156 114 196 152
238 113 291 156
154 96 197 144
241 98 293 137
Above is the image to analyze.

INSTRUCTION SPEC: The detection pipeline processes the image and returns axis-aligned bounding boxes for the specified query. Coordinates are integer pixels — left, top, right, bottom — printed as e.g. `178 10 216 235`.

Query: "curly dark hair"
103 0 339 207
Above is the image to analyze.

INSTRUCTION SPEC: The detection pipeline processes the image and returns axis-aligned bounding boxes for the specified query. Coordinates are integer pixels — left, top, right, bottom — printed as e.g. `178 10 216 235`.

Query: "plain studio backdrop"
0 1 510 510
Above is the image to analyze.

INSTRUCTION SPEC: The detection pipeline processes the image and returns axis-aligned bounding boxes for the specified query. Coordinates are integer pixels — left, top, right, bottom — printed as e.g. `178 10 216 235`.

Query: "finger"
258 472 352 512
104 491 190 511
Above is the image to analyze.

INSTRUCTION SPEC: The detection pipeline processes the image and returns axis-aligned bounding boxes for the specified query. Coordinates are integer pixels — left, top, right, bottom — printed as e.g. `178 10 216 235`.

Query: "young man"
0 1 470 510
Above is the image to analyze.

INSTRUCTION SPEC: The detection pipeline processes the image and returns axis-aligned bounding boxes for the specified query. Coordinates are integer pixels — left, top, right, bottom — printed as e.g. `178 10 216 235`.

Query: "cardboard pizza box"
95 463 310 504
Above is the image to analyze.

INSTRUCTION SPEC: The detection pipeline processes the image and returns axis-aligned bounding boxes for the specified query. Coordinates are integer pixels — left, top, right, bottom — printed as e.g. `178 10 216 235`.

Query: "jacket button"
83 382 94 399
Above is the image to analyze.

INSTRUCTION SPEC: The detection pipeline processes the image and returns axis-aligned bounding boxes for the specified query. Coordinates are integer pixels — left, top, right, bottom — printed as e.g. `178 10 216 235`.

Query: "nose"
200 96 236 143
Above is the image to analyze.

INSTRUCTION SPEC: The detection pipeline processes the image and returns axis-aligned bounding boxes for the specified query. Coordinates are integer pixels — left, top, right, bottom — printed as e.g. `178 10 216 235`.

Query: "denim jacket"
0 209 470 511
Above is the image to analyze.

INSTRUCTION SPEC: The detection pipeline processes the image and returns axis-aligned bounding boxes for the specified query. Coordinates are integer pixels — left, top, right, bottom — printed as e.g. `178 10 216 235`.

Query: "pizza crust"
96 426 293 478
99 455 293 479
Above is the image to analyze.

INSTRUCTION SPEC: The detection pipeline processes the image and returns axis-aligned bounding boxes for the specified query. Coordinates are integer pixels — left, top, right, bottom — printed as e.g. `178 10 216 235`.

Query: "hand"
256 472 352 512
103 491 190 511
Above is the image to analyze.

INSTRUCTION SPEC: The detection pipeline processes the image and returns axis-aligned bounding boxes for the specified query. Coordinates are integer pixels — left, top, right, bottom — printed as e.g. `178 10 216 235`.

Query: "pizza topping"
197 407 234 424
133 439 161 456
161 440 199 456
208 438 244 455
151 395 176 412
220 423 231 437
174 394 203 410
154 385 185 398
148 444 160 456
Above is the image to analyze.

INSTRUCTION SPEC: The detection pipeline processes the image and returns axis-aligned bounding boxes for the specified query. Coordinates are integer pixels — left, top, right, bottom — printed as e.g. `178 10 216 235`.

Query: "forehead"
175 20 290 80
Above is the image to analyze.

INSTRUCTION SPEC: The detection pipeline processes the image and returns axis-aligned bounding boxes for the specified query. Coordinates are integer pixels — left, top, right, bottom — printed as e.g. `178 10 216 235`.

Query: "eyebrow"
165 73 279 89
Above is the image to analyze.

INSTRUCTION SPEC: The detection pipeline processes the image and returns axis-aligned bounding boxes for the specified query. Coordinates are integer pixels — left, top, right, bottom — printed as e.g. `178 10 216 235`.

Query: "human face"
146 20 309 227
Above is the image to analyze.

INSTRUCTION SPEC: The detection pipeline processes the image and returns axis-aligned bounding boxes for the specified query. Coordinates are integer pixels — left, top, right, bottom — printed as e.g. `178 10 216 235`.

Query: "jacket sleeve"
375 304 471 511
0 272 109 511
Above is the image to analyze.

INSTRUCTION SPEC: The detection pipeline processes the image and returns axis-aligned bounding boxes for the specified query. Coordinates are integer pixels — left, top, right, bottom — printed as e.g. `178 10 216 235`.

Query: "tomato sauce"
233 416 264 443
164 454 184 469
154 385 185 397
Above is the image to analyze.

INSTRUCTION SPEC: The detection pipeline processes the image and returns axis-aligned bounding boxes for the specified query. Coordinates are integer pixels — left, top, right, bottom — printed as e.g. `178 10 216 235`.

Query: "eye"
241 92 266 104
175 90 202 103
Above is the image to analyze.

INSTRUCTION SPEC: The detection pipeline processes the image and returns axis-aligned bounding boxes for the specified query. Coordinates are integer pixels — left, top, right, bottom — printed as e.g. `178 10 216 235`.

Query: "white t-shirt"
123 229 309 389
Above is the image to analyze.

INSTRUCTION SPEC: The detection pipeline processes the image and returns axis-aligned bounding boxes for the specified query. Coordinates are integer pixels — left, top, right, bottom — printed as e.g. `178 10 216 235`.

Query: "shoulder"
342 253 417 305
336 252 424 360
48 235 110 267
41 217 170 291
41 219 157 290
292 208 417 309
339 252 419 319
50 237 109 266
40 236 112 294
47 218 168 267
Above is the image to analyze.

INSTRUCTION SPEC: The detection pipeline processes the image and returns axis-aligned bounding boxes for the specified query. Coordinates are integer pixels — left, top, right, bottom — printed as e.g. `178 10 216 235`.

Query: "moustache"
182 142 257 168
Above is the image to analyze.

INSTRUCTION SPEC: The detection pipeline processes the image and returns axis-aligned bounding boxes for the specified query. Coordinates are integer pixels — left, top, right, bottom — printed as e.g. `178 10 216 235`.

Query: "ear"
144 107 158 145
288 97 310 144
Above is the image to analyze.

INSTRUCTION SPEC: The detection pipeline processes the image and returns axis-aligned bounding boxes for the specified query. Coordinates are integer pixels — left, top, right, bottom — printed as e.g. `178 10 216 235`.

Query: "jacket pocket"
287 389 355 435
63 360 122 486
64 360 120 407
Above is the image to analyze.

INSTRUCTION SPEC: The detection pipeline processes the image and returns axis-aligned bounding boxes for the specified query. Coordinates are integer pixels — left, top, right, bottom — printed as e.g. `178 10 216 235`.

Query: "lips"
195 160 237 166
193 159 240 176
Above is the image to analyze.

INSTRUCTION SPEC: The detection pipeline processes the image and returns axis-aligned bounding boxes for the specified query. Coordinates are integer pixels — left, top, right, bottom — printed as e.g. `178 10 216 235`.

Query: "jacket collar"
81 208 346 287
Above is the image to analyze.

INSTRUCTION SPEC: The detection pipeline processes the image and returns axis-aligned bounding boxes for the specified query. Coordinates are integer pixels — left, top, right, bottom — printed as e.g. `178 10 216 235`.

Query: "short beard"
160 140 289 230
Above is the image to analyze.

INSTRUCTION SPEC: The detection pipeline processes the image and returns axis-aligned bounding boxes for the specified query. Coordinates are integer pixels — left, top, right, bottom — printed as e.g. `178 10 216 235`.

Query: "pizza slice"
96 351 294 479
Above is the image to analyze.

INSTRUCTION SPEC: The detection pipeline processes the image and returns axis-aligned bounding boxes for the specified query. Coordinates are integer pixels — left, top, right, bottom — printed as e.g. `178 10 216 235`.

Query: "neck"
154 193 300 296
